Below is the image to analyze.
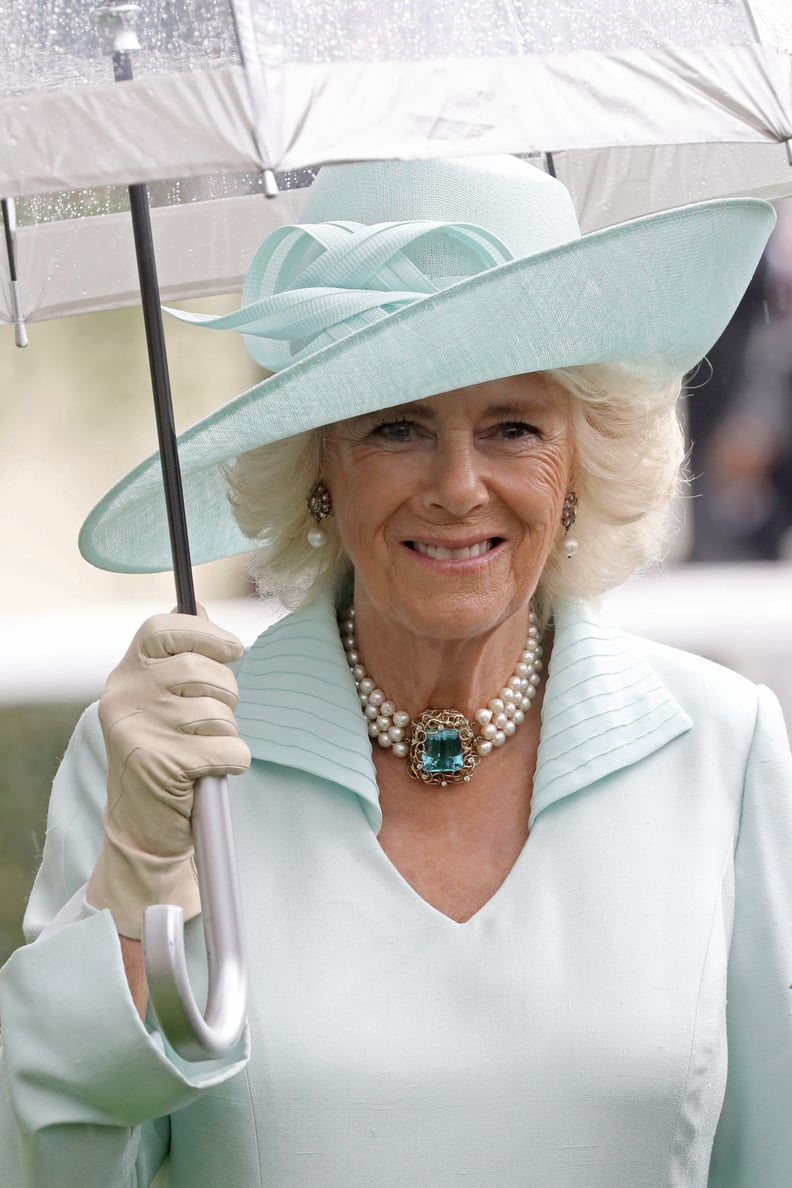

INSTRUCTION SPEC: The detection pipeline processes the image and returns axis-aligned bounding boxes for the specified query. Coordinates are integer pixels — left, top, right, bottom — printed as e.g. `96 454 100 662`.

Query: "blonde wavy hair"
224 363 686 621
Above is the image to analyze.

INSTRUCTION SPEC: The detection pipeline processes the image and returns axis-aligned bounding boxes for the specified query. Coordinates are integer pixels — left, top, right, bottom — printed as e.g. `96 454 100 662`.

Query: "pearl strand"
339 608 543 761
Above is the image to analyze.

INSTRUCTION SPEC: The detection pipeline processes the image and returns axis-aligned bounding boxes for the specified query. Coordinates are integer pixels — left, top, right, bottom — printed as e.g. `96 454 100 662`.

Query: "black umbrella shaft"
113 48 196 615
127 183 197 615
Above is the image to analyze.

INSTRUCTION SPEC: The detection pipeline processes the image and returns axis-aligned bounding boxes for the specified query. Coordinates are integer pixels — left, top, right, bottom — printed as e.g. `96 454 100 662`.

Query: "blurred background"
1 197 791 968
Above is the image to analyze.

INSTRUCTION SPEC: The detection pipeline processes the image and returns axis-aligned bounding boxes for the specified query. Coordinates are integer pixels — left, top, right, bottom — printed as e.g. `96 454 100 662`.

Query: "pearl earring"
307 480 332 548
561 492 579 559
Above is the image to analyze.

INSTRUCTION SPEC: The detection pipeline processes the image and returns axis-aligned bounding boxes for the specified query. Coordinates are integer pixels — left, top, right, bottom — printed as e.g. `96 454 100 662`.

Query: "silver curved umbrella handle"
142 775 248 1061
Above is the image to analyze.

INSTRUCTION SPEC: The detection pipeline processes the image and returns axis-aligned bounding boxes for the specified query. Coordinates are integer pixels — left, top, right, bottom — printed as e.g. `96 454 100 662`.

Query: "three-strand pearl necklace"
339 607 543 786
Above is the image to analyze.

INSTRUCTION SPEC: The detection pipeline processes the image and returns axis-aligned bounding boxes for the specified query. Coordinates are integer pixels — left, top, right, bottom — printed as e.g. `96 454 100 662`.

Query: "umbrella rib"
1 198 28 347
2 199 17 282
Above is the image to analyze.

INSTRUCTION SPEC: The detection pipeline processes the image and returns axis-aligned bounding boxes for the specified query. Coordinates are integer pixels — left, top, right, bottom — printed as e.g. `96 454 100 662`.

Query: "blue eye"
499 421 539 440
374 419 413 442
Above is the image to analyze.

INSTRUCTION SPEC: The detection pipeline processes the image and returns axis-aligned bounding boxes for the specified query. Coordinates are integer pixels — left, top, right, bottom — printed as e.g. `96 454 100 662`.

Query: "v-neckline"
368 811 535 927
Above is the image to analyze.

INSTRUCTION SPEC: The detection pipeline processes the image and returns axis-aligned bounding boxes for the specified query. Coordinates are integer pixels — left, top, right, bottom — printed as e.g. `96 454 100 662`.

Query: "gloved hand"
86 612 251 938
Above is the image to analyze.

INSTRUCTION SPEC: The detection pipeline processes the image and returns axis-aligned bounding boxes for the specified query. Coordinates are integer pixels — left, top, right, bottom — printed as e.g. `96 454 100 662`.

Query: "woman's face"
323 373 574 641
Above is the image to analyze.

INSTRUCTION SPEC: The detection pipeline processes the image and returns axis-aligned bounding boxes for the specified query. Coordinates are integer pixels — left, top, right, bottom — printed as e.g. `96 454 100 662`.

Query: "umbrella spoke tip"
93 4 142 58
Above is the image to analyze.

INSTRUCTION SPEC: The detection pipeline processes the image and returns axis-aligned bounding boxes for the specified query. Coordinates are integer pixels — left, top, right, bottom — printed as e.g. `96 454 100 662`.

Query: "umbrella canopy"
1 0 791 329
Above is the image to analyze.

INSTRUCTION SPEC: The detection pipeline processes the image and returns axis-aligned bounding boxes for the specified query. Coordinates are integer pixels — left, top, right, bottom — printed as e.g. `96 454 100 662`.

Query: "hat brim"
80 196 774 573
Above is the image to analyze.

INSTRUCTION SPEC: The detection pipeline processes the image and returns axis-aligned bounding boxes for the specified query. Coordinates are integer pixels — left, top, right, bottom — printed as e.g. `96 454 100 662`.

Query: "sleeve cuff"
0 906 249 1131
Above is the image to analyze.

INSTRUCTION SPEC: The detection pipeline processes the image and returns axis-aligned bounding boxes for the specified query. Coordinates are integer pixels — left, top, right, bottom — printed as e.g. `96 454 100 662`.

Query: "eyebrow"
381 399 549 420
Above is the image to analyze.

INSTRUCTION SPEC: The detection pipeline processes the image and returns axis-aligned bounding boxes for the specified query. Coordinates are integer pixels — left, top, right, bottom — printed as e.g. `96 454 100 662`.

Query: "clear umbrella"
2 0 791 328
2 0 791 1060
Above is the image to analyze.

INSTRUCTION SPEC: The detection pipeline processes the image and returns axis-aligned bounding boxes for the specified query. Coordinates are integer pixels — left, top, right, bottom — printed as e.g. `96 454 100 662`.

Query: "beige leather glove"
87 613 251 938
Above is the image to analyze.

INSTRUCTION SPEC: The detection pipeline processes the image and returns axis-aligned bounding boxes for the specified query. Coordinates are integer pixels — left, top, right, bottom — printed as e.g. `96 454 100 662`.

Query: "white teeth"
413 539 493 560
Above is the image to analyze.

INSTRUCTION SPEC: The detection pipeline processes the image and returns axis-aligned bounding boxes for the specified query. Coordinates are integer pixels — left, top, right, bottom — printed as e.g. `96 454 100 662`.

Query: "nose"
421 431 488 518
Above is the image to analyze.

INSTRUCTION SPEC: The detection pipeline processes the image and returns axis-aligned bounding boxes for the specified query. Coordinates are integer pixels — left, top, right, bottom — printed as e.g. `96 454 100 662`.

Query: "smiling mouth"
407 538 500 561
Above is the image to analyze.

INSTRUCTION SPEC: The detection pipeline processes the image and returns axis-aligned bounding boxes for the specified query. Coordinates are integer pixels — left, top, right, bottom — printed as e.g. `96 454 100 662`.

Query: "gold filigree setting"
408 709 480 786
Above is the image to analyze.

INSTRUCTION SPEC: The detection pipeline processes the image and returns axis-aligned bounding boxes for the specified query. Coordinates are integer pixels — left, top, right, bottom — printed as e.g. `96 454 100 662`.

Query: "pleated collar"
235 596 692 832
234 596 382 829
529 600 692 826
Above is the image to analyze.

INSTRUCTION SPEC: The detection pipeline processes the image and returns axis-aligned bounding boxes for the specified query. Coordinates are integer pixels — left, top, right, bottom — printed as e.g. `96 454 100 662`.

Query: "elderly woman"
1 156 791 1188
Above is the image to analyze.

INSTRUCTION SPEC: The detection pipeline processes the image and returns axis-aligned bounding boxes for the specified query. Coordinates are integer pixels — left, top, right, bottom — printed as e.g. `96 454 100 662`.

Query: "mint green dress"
1 598 791 1187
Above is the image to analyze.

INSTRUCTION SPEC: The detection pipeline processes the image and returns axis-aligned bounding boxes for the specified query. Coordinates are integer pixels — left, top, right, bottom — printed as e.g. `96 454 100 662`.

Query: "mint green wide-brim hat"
80 154 775 573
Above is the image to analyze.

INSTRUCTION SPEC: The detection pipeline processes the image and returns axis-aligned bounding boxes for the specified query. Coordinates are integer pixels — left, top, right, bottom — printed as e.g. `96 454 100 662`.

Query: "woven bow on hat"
167 220 514 370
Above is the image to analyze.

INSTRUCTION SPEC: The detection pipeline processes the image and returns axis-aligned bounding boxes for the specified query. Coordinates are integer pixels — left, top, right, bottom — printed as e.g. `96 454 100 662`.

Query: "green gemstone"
422 727 464 774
